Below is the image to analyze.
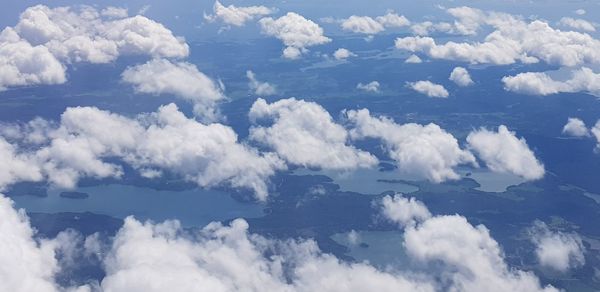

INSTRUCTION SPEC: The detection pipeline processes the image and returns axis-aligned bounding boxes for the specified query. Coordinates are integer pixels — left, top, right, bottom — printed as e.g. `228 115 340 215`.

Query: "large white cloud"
0 195 62 292
466 125 545 180
0 190 562 292
408 80 449 98
259 12 331 59
502 67 600 97
0 104 285 200
121 59 226 122
0 5 189 90
204 1 273 27
249 98 378 170
449 67 474 87
0 28 66 91
528 221 585 273
396 8 600 67
404 215 558 292
347 109 476 182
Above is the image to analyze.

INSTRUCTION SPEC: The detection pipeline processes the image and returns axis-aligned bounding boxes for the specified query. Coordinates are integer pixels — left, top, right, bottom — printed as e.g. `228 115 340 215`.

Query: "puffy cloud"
356 81 380 93
341 12 409 35
405 54 422 63
247 70 276 96
347 109 476 182
0 195 61 292
249 98 378 171
333 48 356 60
396 10 600 67
121 59 226 122
0 104 285 200
558 17 595 32
449 67 474 87
341 16 385 34
380 194 431 227
0 5 189 90
204 1 273 27
0 28 66 91
375 12 410 28
405 215 558 292
562 118 589 137
259 13 331 59
0 190 559 292
528 221 585 273
99 216 437 292
408 80 449 98
502 67 600 97
467 125 545 180
410 7 486 36
15 5 189 63
575 9 586 16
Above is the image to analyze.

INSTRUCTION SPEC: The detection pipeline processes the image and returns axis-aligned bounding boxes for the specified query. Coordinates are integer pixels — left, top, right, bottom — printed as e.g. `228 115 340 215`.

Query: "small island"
59 191 89 199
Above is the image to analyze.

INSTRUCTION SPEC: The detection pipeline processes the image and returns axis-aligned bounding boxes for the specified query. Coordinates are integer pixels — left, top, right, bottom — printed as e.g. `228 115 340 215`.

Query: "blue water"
12 184 265 227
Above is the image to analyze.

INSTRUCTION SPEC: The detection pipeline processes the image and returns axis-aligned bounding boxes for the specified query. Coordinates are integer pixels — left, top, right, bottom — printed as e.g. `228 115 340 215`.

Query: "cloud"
0 190 560 292
375 12 410 28
259 12 331 59
0 28 66 91
449 66 474 87
121 59 226 122
347 109 476 182
467 125 545 180
204 1 273 27
396 9 600 67
562 118 589 137
408 80 449 98
502 67 600 97
0 5 189 90
0 104 285 200
0 194 70 292
575 9 586 15
341 16 385 34
249 98 378 171
558 17 595 32
341 12 410 35
333 48 356 60
247 70 276 96
356 81 380 93
380 194 431 227
405 54 422 63
590 121 600 152
528 221 585 273
404 214 558 292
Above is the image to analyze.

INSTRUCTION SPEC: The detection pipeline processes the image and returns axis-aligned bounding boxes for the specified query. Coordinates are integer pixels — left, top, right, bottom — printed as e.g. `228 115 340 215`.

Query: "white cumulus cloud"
333 48 356 60
259 12 331 59
528 221 585 273
449 66 474 87
562 118 589 137
347 109 476 182
121 59 226 122
502 67 600 97
249 98 378 171
204 1 273 27
408 80 449 98
467 125 545 180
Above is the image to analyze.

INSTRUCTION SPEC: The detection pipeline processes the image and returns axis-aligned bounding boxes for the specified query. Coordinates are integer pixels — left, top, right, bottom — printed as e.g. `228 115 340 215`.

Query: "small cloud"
356 81 380 93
